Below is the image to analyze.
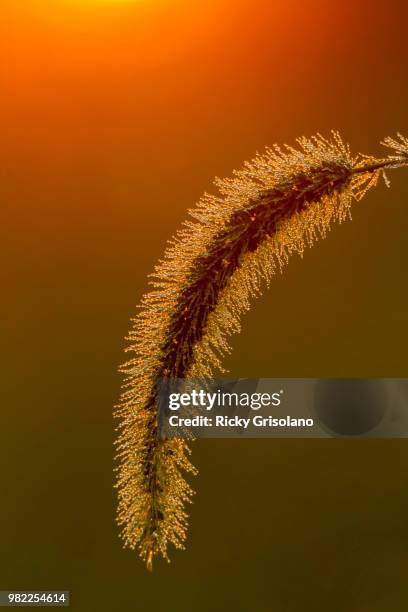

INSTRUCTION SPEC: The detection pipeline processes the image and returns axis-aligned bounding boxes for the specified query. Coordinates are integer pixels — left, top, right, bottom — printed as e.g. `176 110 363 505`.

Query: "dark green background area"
2 1 408 610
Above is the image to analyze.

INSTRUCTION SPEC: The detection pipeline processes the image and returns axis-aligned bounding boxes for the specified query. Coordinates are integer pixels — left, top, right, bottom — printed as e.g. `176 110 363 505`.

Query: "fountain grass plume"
115 132 408 570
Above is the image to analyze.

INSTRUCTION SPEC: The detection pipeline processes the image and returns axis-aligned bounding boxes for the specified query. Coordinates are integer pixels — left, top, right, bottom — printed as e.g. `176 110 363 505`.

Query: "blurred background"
1 0 408 610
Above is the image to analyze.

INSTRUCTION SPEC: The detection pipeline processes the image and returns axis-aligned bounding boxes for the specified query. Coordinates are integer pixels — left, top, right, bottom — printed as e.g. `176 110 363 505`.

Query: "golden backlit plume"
115 133 408 569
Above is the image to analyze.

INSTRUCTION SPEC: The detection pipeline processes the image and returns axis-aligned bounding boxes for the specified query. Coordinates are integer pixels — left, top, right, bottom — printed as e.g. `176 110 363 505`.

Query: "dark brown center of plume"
142 162 351 547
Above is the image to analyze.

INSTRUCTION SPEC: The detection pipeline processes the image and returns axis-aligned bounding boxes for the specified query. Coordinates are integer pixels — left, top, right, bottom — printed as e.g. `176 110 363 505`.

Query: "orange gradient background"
2 1 408 610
